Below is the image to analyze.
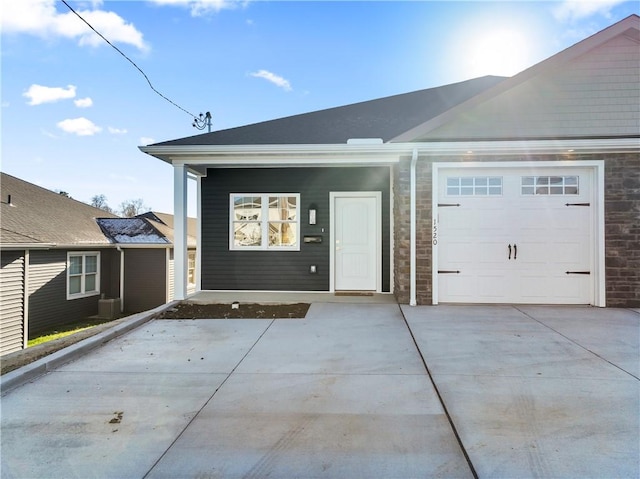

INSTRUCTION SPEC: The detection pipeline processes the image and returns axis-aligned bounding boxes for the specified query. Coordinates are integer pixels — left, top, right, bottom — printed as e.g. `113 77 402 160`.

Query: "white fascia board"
140 143 408 167
405 138 640 156
140 138 638 167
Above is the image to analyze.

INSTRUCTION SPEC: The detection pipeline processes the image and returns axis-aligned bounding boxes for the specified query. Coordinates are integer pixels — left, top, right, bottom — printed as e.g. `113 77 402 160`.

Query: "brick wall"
393 157 433 305
393 153 639 307
604 153 640 307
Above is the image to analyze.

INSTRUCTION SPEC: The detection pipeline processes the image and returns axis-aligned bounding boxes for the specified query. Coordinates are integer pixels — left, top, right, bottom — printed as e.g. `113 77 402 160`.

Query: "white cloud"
150 0 247 16
108 126 128 134
250 70 292 91
24 84 77 105
57 117 102 136
552 0 627 22
140 137 156 146
1 0 148 52
74 97 93 108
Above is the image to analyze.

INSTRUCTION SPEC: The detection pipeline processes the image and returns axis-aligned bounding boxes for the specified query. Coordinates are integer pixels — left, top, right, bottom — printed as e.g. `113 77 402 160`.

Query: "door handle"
508 244 511 260
513 244 517 260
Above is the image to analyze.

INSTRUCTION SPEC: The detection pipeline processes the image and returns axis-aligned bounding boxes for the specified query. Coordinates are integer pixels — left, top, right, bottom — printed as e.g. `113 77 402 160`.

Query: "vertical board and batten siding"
123 249 167 313
0 251 26 354
201 167 391 291
27 250 102 337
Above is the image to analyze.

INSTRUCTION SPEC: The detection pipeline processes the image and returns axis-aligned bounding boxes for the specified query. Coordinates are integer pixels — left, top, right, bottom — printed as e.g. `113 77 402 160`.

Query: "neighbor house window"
230 194 300 250
188 251 196 285
67 252 100 299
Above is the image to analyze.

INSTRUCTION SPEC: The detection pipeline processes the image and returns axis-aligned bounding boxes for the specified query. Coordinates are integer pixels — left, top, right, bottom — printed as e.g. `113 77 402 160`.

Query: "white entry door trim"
431 160 605 306
330 192 382 292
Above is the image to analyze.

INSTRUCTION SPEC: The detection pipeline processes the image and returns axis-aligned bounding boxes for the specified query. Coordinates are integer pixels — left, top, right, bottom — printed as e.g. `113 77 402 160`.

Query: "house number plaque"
432 219 438 245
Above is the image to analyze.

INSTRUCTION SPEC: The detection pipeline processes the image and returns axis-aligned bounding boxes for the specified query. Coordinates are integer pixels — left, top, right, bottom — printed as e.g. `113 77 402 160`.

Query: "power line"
60 0 199 120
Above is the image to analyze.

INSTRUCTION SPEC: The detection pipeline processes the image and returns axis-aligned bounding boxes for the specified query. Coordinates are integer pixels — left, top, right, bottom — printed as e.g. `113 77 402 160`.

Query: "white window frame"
229 193 301 251
67 251 101 300
187 250 196 286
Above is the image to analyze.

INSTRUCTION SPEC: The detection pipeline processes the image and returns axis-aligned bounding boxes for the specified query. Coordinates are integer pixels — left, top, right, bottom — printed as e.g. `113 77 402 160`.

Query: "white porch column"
173 163 188 300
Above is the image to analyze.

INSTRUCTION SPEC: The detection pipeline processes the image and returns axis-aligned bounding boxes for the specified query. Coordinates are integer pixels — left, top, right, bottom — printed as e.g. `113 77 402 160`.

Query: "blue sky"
2 0 638 217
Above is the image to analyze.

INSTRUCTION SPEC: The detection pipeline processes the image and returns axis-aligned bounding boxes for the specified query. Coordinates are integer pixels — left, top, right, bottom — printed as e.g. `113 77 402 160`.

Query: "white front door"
436 166 594 304
333 194 380 291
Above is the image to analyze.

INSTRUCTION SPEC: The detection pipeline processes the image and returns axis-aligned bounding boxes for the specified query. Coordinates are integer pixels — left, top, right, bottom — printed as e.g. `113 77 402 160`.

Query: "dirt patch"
158 302 310 319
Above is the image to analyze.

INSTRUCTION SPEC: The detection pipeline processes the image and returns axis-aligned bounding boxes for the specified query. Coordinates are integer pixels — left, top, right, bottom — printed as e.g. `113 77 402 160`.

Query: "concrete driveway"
1 303 638 478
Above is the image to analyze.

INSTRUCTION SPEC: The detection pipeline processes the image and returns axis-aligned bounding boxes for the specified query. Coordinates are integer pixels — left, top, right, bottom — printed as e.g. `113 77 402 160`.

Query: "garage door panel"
437 166 594 305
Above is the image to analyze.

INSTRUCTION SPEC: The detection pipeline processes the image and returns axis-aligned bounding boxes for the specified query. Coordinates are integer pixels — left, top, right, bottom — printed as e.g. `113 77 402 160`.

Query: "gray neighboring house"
142 15 639 308
0 173 196 355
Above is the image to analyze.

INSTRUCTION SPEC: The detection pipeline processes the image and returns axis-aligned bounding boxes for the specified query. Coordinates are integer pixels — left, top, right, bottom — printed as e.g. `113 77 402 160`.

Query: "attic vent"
347 138 383 145
7 194 15 207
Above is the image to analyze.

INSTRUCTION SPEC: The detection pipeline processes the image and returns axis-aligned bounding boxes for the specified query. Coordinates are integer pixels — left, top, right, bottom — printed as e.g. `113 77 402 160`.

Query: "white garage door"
436 166 594 304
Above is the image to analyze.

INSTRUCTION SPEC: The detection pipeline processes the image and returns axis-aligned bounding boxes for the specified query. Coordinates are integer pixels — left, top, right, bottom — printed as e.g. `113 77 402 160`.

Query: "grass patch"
27 318 118 347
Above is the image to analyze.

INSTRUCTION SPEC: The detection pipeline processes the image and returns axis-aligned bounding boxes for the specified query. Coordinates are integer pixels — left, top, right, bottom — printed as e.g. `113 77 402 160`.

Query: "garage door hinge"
565 203 590 207
438 270 461 274
566 271 590 275
438 203 461 207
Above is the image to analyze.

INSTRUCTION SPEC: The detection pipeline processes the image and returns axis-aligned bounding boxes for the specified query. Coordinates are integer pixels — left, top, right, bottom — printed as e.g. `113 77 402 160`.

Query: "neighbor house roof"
136 211 198 240
96 218 171 244
150 76 506 147
0 172 118 248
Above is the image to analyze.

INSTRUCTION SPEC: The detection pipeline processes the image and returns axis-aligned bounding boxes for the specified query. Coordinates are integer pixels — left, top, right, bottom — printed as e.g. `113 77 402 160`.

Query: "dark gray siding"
201 167 391 291
1 251 25 354
123 249 167 313
28 250 107 337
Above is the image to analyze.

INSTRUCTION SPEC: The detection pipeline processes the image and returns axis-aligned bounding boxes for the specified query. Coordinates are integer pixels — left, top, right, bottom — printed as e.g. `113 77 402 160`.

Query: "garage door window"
521 176 579 195
447 177 502 196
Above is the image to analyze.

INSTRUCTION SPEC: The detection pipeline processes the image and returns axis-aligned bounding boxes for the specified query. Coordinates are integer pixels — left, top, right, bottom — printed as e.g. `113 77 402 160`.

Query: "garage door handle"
514 244 517 260
508 244 512 260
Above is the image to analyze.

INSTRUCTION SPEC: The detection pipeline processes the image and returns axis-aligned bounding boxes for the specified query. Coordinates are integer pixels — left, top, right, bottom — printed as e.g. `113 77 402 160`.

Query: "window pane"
565 186 578 195
489 177 502 186
475 177 487 186
269 196 297 221
475 187 488 195
549 176 563 185
69 256 82 275
69 276 81 294
447 177 459 187
85 255 97 274
536 186 549 195
536 177 549 185
460 187 473 195
234 222 262 247
461 178 473 186
268 222 297 247
565 176 578 185
85 274 96 292
489 187 502 195
447 187 459 196
550 186 564 195
234 196 261 221
522 186 535 195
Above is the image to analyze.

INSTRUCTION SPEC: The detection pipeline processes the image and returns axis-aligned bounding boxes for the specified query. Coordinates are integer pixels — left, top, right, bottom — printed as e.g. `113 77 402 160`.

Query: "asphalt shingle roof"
152 76 506 146
0 173 118 247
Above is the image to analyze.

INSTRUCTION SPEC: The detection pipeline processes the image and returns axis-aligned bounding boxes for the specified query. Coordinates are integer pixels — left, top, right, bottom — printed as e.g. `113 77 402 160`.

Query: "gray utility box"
98 298 121 319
